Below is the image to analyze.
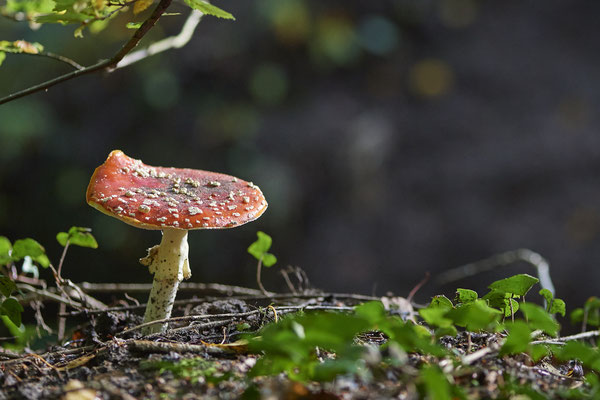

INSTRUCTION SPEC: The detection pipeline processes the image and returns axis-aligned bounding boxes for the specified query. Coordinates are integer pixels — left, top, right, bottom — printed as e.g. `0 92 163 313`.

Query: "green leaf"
455 288 478 304
519 302 559 337
446 299 502 331
261 253 277 267
126 22 143 29
182 0 235 20
530 344 548 362
0 236 11 264
483 290 520 317
539 288 553 307
0 275 17 297
421 365 451 400
488 273 539 297
429 295 453 310
0 298 24 327
12 238 45 260
248 231 272 259
56 226 98 248
419 307 453 329
354 301 386 325
500 321 531 355
0 52 5 67
549 298 566 317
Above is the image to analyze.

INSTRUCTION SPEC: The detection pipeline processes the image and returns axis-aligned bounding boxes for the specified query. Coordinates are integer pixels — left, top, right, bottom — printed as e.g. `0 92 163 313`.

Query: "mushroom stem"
142 229 190 334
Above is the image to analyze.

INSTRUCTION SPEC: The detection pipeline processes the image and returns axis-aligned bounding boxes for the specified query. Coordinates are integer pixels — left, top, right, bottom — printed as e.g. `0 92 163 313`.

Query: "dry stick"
0 0 173 105
118 304 355 337
128 340 228 355
531 330 600 345
60 292 379 317
78 281 265 296
116 9 203 69
435 248 556 296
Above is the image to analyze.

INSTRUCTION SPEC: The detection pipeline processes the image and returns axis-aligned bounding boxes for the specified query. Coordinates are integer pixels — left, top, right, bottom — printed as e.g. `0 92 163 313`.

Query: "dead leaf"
57 353 96 371
200 339 249 354
62 380 99 400
133 0 154 15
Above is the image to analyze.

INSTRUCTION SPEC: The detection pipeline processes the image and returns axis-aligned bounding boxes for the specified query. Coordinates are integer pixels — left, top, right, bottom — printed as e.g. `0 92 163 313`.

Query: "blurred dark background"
1 0 599 310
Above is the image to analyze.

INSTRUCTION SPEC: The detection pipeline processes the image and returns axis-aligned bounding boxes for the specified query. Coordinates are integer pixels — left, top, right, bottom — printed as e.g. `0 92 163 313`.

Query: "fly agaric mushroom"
86 150 267 334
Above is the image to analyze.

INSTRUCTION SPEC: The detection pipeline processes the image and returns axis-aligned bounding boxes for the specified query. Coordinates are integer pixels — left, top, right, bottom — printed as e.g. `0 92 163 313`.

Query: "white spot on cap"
139 205 151 213
189 207 203 216
157 217 167 223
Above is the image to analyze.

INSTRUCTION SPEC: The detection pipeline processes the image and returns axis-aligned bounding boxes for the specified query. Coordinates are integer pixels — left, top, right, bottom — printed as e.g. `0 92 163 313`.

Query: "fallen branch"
531 330 600 345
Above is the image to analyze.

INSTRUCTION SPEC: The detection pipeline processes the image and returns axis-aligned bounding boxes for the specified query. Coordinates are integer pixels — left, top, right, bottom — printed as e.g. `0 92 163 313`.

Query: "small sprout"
56 226 98 249
248 231 277 295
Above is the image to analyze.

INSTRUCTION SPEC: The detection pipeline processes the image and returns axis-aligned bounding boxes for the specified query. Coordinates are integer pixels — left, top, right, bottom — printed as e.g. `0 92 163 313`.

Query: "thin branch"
435 248 556 297
78 281 265 296
0 0 173 105
118 304 356 337
531 330 600 345
19 51 84 70
116 9 203 69
61 291 379 316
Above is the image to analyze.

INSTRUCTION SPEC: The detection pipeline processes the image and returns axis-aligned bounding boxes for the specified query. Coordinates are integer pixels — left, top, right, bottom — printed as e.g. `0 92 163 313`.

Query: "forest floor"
0 283 588 400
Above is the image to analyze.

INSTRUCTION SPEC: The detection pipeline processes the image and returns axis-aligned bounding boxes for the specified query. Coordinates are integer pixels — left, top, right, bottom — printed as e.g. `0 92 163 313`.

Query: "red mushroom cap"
86 150 268 230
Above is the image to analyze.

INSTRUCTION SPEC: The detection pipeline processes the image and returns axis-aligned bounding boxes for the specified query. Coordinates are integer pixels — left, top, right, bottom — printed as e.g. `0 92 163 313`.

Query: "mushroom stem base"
141 229 189 334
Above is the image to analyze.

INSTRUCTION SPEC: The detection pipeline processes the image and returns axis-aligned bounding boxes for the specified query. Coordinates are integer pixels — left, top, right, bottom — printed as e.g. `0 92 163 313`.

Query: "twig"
256 257 271 296
61 291 378 316
127 339 228 355
16 283 84 309
77 281 265 296
118 304 356 337
406 272 430 302
116 9 203 69
19 51 84 70
531 330 600 345
435 248 556 297
0 0 173 105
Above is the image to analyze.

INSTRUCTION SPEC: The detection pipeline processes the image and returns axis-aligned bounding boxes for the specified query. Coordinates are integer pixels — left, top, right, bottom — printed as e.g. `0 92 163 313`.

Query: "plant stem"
256 257 269 296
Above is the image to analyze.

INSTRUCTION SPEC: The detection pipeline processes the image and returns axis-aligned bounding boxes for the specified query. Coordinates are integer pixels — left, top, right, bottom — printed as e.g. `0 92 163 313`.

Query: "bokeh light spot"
248 63 289 106
259 0 311 46
310 15 360 67
143 70 180 109
55 168 89 206
358 15 399 56
408 59 454 98
0 99 49 162
438 0 478 29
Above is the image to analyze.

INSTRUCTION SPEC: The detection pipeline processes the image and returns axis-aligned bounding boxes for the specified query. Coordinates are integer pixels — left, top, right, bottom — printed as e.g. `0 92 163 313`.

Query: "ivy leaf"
420 365 452 400
482 290 519 317
12 238 50 268
247 231 276 267
354 301 386 326
0 40 44 54
446 299 502 331
56 226 98 249
0 298 24 327
488 274 539 297
500 320 531 355
419 307 453 329
0 236 11 264
539 288 566 317
519 302 559 337
261 253 277 267
455 288 478 304
183 0 235 20
0 275 17 297
429 295 453 310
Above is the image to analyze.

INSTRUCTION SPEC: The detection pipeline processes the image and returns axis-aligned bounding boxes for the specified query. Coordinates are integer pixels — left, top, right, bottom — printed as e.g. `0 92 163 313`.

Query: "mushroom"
86 150 267 334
